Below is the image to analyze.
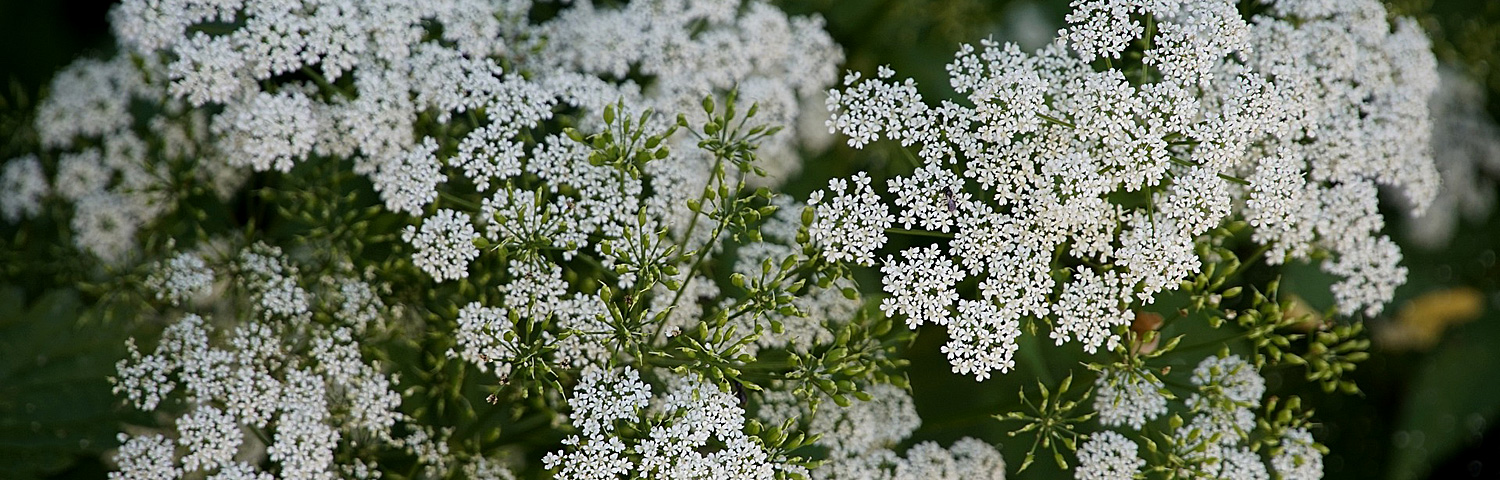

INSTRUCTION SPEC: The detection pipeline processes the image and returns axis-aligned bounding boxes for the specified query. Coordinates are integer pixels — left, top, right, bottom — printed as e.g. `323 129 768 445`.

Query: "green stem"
1169 156 1251 186
439 190 483 211
1037 113 1076 129
1228 244 1273 279
301 66 354 100
652 155 734 341
898 144 922 169
885 227 954 239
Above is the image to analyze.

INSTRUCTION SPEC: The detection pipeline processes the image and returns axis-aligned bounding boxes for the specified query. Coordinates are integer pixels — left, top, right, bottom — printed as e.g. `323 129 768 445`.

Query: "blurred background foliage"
2 0 1499 479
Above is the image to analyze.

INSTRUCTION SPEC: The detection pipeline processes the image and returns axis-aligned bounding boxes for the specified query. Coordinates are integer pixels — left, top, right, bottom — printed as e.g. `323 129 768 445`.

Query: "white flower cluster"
102 0 840 265
237 244 312 322
540 0 843 181
145 251 216 306
1084 354 1323 480
111 245 435 480
545 367 799 480
403 208 480 281
1092 367 1169 430
1399 67 1500 248
0 155 48 223
110 434 181 480
1175 355 1277 480
1272 427 1325 480
215 90 320 173
331 277 387 334
1188 354 1266 411
820 0 1439 379
9 52 243 263
451 303 516 376
1075 430 1145 480
809 172 894 266
783 384 1005 480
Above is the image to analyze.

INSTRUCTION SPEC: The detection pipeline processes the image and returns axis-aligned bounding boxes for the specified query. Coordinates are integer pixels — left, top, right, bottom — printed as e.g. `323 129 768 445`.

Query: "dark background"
2 1 1498 478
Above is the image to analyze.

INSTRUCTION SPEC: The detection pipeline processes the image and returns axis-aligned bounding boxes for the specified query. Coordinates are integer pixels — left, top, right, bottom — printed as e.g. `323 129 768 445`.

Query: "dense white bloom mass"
1075 352 1285 479
12 0 890 477
546 368 801 479
880 245 964 328
215 90 320 173
88 0 843 290
821 0 1439 378
1190 354 1266 409
0 155 48 222
809 172 894 266
1094 367 1168 430
403 209 480 281
767 384 1005 480
1075 431 1144 480
1273 428 1325 480
111 433 182 480
451 303 515 376
112 245 426 479
12 0 1414 476
146 251 215 306
1401 67 1500 248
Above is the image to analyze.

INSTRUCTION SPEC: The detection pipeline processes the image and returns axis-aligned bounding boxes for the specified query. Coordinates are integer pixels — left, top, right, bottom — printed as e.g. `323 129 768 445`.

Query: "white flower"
809 172 893 266
1075 431 1144 480
333 278 384 333
0 155 49 222
540 0 842 180
177 404 241 472
889 163 967 233
1214 446 1270 480
1052 267 1131 354
403 209 480 281
267 369 339 480
110 433 182 480
1094 367 1169 430
481 187 575 255
1184 404 1256 453
813 383 922 456
114 338 174 411
55 149 110 201
147 252 215 306
544 435 632 480
1116 214 1200 303
1058 0 1146 63
1271 428 1323 480
892 438 1007 480
822 0 1438 375
1191 354 1265 408
168 31 247 106
944 299 1022 380
208 463 274 480
215 90 319 173
880 245 964 328
72 192 144 263
373 137 445 216
802 385 1004 480
566 367 652 439
637 376 779 479
36 55 143 148
464 457 519 480
452 303 516 376
312 328 402 437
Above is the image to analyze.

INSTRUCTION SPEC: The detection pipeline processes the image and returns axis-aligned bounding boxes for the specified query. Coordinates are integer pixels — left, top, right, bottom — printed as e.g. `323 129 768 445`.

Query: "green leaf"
0 286 143 479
